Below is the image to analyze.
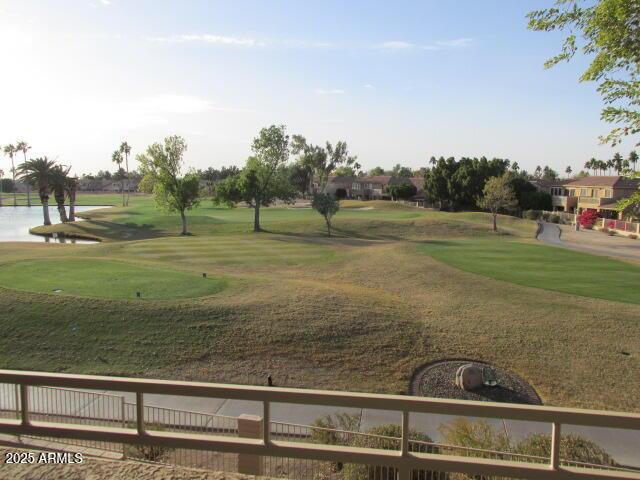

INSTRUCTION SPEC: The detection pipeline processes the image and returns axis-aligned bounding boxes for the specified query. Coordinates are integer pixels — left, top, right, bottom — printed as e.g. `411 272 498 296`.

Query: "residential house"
550 176 639 219
325 175 423 200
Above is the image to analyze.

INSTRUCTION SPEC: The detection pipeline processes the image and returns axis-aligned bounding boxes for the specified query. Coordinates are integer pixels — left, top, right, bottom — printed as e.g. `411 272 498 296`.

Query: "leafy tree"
312 193 340 237
477 174 518 231
528 0 640 146
511 161 520 173
386 182 417 200
215 125 296 231
332 165 357 177
292 135 359 192
18 157 56 225
515 433 617 466
2 144 17 206
111 149 125 206
15 141 31 206
119 141 132 206
390 163 413 178
565 165 573 176
368 166 385 176
542 165 559 181
334 187 347 199
534 165 542 179
137 136 201 235
288 161 314 197
511 176 552 210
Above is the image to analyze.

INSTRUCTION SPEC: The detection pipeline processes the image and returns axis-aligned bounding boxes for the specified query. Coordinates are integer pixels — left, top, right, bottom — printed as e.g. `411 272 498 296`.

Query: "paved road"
1 384 638 467
537 221 640 261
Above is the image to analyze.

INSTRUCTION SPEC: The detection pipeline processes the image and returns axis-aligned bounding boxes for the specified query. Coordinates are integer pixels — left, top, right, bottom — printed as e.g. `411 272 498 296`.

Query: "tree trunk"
492 213 497 232
26 184 31 207
58 204 68 223
180 210 187 235
42 199 51 226
125 154 130 206
254 204 261 232
11 160 16 207
325 217 332 237
121 181 125 206
69 194 76 222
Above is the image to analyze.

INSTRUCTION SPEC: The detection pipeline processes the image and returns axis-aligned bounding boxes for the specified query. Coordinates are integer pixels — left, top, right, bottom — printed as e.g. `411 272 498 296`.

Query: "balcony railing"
0 370 639 480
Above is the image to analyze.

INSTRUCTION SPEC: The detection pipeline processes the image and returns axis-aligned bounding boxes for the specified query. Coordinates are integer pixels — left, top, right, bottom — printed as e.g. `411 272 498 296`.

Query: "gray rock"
455 364 484 391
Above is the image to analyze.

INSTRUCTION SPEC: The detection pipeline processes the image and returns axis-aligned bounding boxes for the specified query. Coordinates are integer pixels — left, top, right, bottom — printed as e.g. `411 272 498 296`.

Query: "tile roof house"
325 175 423 200
550 176 640 218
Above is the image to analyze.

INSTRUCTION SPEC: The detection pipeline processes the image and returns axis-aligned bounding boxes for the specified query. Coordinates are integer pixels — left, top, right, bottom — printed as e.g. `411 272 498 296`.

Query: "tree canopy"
528 0 640 146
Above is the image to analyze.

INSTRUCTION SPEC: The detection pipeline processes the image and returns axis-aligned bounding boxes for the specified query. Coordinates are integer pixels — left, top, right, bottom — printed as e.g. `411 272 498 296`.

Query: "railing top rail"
1 370 639 430
126 401 239 422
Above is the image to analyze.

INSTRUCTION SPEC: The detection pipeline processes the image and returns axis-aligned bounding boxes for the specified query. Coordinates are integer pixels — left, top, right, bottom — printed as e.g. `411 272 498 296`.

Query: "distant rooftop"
563 176 640 188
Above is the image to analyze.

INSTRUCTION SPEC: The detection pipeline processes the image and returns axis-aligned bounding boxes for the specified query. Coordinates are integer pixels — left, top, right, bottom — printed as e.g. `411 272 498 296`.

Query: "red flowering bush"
578 209 599 228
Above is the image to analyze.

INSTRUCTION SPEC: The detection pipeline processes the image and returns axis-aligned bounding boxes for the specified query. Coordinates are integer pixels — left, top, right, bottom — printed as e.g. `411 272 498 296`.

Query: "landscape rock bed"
411 360 542 405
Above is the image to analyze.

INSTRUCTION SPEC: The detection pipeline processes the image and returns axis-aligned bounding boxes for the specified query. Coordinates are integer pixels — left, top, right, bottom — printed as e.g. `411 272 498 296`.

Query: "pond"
0 206 107 243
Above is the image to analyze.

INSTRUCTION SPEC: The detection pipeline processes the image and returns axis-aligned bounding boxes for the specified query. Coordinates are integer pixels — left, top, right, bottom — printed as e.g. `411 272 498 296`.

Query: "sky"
0 0 635 176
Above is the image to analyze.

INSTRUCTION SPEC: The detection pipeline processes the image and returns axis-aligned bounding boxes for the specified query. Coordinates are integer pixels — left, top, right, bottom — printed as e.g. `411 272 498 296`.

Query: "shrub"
629 234 638 239
577 209 599 228
125 423 173 462
523 210 542 220
541 212 551 221
550 214 560 224
608 230 616 236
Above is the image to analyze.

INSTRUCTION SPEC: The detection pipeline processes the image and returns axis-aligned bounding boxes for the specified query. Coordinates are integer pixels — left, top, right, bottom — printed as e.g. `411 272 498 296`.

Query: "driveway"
537 222 640 262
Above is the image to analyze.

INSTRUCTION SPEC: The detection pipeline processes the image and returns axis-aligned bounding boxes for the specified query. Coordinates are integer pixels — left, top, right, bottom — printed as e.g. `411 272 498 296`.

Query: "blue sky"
0 0 634 175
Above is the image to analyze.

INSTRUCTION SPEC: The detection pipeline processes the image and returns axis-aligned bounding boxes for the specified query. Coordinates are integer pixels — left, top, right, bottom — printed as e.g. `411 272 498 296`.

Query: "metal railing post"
19 384 29 426
400 410 411 480
121 395 127 458
550 422 561 470
263 400 270 445
136 392 145 435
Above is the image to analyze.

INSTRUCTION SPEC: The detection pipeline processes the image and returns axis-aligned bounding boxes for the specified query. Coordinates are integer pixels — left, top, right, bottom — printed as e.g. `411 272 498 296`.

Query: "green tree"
50 165 70 223
15 141 31 206
3 144 17 206
215 125 296 232
386 182 417 200
367 166 385 176
311 193 340 237
477 174 518 231
612 152 624 174
111 149 125 206
528 0 640 146
119 141 132 206
292 135 359 192
137 136 201 235
629 150 639 171
391 163 413 178
565 165 573 176
18 157 56 225
542 165 559 181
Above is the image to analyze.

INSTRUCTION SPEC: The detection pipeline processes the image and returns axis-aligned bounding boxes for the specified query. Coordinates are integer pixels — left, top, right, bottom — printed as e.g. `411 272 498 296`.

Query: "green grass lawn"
0 258 227 299
420 239 640 304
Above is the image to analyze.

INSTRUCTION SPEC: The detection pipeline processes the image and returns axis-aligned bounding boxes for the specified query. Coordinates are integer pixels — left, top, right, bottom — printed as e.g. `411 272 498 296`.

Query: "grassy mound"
0 258 227 299
420 239 640 304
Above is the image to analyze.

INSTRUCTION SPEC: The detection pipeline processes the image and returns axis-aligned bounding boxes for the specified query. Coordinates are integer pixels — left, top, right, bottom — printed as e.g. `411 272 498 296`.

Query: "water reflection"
0 205 106 243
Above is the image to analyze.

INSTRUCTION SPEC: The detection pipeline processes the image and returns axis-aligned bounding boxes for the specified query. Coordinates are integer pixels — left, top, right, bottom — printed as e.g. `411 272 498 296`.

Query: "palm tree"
612 152 624 174
111 150 125 206
3 144 17 206
15 141 32 206
606 159 614 175
597 159 608 175
18 157 56 225
50 165 70 223
629 151 638 172
119 141 131 206
565 166 572 177
585 158 596 175
64 174 78 221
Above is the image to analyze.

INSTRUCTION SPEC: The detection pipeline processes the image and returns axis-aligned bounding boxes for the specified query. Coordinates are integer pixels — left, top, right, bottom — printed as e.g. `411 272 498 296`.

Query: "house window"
580 188 588 196
605 189 613 198
569 189 576 196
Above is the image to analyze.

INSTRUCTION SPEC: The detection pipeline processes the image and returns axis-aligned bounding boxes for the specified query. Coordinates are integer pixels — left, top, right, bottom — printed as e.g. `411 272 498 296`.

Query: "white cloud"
131 94 212 114
378 40 414 50
149 34 265 47
100 0 111 5
364 84 375 90
437 37 474 48
314 89 345 95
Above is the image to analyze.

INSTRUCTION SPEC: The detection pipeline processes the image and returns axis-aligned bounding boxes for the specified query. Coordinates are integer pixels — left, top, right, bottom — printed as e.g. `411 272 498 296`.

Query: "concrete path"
537 222 640 262
1 384 638 467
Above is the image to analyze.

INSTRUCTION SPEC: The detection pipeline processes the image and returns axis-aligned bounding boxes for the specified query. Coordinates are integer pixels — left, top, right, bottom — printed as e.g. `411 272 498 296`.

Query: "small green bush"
523 210 542 220
550 214 560 224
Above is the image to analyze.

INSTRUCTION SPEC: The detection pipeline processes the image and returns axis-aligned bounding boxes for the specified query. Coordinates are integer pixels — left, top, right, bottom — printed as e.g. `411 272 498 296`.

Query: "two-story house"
326 175 423 200
551 176 640 219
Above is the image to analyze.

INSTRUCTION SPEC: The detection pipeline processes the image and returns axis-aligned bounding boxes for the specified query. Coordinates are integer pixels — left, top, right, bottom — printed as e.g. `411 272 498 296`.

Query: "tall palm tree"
111 150 125 206
606 159 614 175
50 165 70 223
629 151 638 172
15 141 31 206
565 165 572 177
3 144 17 206
65 174 78 221
119 141 131 206
612 152 624 174
18 157 56 225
